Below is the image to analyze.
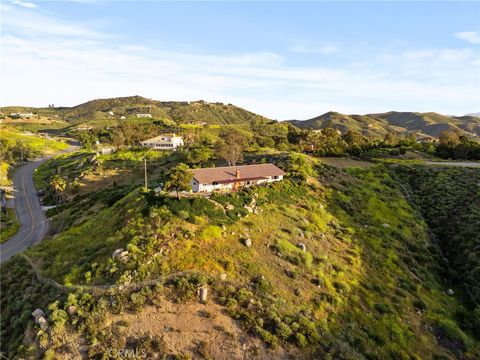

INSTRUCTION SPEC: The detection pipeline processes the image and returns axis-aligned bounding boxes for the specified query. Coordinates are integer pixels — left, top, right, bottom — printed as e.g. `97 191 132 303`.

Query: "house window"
273 176 279 179
213 181 218 185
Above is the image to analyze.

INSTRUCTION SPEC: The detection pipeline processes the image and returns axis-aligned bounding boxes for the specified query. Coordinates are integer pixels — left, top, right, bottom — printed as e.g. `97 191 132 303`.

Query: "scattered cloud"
1 4 478 118
454 31 480 44
8 0 38 9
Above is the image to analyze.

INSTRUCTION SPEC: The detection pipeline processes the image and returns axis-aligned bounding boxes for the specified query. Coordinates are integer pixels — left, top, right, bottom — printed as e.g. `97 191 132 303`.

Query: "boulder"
220 273 227 280
298 243 307 252
243 238 252 247
225 204 234 211
67 306 78 316
199 285 208 304
113 249 129 262
382 223 390 228
447 289 454 296
244 205 254 213
31 308 45 320
112 248 124 258
37 316 48 331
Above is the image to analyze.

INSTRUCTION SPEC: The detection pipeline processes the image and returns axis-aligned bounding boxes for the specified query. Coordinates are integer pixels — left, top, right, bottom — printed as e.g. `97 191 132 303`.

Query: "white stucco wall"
191 175 283 193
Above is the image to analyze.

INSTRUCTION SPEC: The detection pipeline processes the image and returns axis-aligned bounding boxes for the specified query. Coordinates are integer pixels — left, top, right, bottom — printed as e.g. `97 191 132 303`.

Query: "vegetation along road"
0 158 50 263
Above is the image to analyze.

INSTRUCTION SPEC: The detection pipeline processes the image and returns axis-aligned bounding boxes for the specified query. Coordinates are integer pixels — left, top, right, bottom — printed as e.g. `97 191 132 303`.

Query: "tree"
383 133 399 147
49 175 67 203
439 130 460 147
164 163 192 199
215 129 246 166
111 130 125 150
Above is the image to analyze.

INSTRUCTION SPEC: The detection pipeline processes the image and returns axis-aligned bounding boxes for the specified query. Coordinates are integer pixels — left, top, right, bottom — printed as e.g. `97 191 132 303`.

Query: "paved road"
423 161 480 168
0 158 50 263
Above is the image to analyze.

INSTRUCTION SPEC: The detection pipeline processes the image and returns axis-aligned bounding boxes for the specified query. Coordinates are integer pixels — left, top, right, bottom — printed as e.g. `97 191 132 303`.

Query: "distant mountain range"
288 111 480 138
1 96 479 138
465 112 480 118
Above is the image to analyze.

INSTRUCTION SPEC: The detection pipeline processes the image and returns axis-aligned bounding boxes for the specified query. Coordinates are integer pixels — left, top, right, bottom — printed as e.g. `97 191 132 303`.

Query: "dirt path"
423 161 480 168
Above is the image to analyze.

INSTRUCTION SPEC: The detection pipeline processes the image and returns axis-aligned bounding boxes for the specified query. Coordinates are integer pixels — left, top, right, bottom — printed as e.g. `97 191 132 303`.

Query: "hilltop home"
10 112 34 119
140 134 184 150
190 163 285 193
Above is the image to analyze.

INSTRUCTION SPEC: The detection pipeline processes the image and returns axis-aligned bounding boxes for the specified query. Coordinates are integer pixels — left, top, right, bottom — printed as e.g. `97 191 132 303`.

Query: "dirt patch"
119 297 300 359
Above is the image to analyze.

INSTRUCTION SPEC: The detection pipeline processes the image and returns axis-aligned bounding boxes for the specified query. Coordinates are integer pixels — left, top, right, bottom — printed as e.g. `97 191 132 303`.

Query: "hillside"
2 155 479 359
0 96 272 127
289 111 480 139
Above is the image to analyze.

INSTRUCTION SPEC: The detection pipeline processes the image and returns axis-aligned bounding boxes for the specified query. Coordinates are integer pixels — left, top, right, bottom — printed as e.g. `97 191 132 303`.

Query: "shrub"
295 332 308 347
275 322 293 341
374 303 392 315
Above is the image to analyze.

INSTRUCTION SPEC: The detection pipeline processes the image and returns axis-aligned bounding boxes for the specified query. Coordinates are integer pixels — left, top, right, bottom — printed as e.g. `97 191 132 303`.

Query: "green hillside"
2 156 479 359
1 96 271 128
290 111 480 139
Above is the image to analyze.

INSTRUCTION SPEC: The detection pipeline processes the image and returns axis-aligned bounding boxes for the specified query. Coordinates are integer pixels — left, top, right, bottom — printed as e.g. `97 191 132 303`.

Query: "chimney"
236 170 240 178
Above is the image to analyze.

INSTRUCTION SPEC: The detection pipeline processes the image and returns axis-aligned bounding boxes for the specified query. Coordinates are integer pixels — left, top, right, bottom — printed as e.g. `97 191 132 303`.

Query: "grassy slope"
2 162 479 359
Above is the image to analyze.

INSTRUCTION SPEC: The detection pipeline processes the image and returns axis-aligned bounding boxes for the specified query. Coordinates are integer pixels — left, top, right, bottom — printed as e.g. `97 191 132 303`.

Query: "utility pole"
144 158 148 189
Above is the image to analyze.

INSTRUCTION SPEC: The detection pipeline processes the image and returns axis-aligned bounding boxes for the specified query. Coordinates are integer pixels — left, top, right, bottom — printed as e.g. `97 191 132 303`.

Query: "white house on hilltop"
190 163 285 193
10 112 34 119
136 114 152 118
141 134 184 150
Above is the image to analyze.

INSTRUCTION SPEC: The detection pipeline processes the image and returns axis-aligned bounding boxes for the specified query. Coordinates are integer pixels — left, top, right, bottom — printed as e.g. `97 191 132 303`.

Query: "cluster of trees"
74 118 480 165
436 131 480 160
74 121 177 149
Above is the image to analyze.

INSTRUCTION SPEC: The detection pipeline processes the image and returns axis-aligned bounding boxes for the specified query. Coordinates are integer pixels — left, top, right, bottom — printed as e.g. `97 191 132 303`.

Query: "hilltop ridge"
1 96 271 127
289 111 480 138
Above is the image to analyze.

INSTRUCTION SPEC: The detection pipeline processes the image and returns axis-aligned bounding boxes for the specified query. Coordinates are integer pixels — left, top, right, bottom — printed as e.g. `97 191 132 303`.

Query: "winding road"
0 158 50 263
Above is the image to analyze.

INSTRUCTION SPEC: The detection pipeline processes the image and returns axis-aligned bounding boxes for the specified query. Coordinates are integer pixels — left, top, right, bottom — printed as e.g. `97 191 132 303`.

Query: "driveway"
423 161 480 168
0 158 50 263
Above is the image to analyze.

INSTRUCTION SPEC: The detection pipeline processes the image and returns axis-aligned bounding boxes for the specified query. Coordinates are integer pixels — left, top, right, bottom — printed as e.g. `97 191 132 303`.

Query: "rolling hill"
2 97 479 139
0 96 271 127
289 111 480 139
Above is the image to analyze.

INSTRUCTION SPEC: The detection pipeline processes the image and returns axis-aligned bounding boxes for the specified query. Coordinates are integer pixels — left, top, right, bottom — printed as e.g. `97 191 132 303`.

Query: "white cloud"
8 0 38 9
1 4 479 119
454 31 480 44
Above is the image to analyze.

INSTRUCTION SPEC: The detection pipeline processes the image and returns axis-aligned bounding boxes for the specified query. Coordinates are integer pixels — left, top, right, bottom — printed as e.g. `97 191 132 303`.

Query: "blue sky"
1 1 479 119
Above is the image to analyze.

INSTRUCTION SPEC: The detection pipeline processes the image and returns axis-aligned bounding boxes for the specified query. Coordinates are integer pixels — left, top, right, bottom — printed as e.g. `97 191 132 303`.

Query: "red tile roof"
191 164 285 184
